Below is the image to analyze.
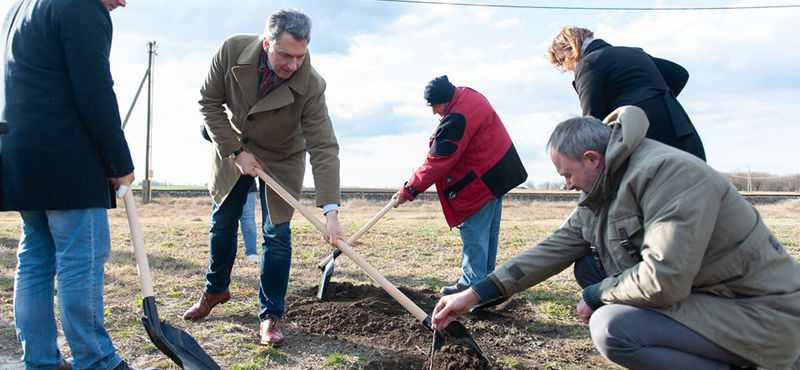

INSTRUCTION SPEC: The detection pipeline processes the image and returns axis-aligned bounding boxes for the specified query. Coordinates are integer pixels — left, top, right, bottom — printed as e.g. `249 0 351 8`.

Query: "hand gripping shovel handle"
317 200 395 270
117 185 155 298
255 169 428 322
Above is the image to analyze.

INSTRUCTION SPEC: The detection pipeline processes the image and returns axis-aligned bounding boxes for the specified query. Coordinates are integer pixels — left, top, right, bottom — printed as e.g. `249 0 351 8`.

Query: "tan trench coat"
489 106 800 369
199 34 340 224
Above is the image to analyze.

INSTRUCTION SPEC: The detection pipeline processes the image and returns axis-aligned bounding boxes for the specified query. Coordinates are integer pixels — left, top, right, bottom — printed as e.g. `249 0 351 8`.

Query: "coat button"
247 115 254 121
242 137 250 144
446 176 453 184
611 278 619 286
448 191 456 199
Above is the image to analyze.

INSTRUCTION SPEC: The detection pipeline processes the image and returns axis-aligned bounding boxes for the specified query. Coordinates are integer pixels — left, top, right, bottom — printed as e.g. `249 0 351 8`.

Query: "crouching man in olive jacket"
431 106 800 370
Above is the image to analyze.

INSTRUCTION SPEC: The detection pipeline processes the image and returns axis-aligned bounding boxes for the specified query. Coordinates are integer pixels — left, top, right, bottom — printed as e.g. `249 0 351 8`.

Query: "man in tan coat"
432 106 800 370
184 9 344 347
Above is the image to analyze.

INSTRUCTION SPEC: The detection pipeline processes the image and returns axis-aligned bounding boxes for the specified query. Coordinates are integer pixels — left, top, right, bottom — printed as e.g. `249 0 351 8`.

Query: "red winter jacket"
401 87 527 227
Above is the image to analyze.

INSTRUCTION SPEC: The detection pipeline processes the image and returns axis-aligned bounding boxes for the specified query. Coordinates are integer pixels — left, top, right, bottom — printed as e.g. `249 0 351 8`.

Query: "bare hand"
109 171 135 191
234 151 261 177
576 298 594 324
392 190 408 208
324 210 346 247
431 289 480 330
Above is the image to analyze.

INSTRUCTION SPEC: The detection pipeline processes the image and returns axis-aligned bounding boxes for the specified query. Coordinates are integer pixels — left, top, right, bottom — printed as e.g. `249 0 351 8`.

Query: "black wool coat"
574 39 706 161
1 0 134 211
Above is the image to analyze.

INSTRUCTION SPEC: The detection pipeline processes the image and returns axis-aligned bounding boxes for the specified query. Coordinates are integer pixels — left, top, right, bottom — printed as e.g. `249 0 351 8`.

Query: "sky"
2 0 798 189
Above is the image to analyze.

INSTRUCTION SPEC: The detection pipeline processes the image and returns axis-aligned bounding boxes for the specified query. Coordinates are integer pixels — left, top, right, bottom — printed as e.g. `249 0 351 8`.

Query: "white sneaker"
246 254 260 263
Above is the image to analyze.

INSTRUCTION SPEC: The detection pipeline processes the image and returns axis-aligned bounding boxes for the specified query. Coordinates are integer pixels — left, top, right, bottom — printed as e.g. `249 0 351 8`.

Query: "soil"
286 281 604 370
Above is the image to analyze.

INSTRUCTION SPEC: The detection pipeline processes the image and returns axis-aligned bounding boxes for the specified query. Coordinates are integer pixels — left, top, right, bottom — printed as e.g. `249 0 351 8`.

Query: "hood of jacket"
580 106 649 213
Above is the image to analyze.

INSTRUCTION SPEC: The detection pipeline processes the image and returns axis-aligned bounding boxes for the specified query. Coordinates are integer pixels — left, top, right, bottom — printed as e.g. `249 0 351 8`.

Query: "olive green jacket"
199 34 340 224
489 106 800 369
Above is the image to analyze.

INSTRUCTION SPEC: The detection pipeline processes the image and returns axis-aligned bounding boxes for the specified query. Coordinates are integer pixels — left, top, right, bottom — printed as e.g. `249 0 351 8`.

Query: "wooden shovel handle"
317 199 395 269
255 168 428 322
118 186 156 298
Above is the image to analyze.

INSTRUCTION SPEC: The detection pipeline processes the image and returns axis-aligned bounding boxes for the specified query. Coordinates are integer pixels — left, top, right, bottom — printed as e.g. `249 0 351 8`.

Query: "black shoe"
440 282 469 295
114 360 159 370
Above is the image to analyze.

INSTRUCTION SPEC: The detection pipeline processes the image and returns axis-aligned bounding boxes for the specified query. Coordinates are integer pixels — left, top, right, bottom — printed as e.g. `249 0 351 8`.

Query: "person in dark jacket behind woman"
393 75 528 295
547 26 705 161
1 0 156 369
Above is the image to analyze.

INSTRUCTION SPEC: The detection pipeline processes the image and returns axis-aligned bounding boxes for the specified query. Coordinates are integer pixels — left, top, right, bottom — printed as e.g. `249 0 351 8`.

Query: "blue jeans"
239 191 257 256
457 197 502 287
15 209 122 370
206 175 251 294
206 176 292 320
257 178 292 320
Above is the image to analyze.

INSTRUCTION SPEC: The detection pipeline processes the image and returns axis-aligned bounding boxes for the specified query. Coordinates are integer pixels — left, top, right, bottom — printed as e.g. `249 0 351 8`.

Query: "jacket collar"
579 106 649 212
231 37 313 111
582 38 611 57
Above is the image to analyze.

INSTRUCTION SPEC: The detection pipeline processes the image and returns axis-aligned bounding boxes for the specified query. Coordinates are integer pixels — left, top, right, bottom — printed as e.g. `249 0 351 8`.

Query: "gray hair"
265 9 312 44
546 116 612 161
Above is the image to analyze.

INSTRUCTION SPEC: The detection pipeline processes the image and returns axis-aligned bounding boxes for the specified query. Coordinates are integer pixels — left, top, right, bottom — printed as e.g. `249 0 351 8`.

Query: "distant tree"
722 171 800 192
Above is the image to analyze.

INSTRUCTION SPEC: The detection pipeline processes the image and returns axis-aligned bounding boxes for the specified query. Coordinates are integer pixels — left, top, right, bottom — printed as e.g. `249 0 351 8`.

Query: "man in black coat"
548 26 705 161
1 0 154 369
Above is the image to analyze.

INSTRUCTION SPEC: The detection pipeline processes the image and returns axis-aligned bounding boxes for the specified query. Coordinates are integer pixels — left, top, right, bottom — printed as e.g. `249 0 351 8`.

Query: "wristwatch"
232 148 244 157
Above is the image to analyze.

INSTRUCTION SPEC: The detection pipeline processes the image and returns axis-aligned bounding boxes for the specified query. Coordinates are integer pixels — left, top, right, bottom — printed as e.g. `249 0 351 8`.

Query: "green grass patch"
213 323 243 333
496 357 521 369
419 276 441 291
323 353 367 368
255 345 290 363
230 359 264 370
0 277 13 291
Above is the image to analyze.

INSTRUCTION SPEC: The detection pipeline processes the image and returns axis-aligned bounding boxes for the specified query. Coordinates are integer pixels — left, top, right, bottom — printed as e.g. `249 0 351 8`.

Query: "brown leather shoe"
182 290 230 320
259 314 284 346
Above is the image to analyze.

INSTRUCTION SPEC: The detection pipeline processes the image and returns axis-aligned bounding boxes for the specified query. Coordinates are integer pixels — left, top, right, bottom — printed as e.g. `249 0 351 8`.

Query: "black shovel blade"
317 258 335 299
141 297 220 370
441 321 487 362
423 316 487 363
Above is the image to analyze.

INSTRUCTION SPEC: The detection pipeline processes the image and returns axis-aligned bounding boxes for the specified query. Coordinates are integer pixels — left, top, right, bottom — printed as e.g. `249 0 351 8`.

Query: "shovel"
254 168 487 363
316 199 395 299
117 186 220 370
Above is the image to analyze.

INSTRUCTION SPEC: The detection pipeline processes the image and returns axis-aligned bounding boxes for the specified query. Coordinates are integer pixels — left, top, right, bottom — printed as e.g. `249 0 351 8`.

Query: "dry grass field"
0 196 798 369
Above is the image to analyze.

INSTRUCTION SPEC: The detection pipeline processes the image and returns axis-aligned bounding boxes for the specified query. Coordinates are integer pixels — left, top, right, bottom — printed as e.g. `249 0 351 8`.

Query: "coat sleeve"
403 112 472 199
59 1 133 178
574 59 610 120
651 57 689 96
199 39 239 159
301 78 341 207
589 159 720 309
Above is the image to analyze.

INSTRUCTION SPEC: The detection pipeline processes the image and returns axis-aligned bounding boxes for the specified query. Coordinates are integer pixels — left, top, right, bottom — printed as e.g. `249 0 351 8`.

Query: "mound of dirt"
287 282 500 370
425 343 488 370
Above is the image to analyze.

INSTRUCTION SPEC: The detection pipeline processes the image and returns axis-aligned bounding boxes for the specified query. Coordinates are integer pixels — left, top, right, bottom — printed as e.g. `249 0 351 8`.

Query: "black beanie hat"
423 75 455 106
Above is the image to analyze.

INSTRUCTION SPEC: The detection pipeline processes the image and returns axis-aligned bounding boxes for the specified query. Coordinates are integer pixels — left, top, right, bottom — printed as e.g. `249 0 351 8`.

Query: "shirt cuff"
582 283 605 310
322 203 339 215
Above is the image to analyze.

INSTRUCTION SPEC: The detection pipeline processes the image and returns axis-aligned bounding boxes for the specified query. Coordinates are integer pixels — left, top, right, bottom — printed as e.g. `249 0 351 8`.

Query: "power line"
364 0 800 11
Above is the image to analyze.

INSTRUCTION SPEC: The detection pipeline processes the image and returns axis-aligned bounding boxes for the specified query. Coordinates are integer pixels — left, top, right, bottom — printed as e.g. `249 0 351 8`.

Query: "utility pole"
142 41 157 203
747 166 752 192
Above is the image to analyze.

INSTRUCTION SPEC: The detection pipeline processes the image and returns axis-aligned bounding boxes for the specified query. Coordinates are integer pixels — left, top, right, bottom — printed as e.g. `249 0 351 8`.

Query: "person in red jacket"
393 75 527 295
